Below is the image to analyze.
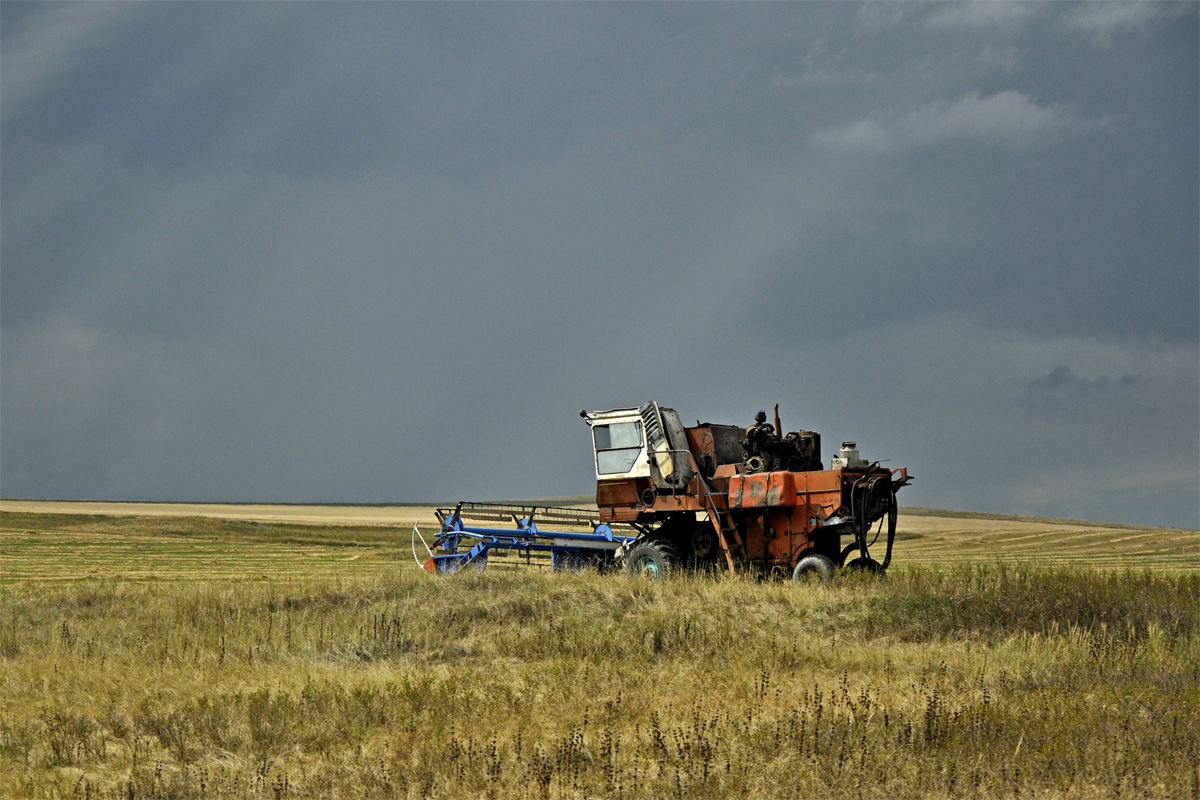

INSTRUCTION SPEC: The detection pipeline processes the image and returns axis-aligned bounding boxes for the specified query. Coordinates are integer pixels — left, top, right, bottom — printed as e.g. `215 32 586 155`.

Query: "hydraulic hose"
881 486 898 570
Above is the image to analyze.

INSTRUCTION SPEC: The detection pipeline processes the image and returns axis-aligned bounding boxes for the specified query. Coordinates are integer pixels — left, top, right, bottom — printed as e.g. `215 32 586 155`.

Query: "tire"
551 551 576 572
792 554 835 585
625 538 678 581
441 552 487 574
553 551 606 573
688 525 717 564
845 556 885 576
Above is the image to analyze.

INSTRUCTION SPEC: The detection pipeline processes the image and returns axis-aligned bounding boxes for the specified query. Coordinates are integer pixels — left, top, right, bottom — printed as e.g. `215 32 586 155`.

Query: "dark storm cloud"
1027 366 1152 417
1030 365 1147 396
2 2 1196 527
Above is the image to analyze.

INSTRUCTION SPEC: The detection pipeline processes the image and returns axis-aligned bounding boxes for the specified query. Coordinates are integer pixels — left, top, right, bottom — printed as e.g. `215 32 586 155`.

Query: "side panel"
727 470 845 567
794 470 846 520
793 470 843 494
597 478 642 522
729 472 796 509
737 511 809 563
684 424 745 467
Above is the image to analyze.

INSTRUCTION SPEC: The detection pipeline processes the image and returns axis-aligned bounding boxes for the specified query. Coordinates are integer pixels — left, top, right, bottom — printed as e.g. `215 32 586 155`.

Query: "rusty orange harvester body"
584 402 911 579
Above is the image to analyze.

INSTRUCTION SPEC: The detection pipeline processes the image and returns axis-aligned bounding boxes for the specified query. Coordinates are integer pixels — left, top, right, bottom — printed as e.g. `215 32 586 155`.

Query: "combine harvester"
414 402 911 582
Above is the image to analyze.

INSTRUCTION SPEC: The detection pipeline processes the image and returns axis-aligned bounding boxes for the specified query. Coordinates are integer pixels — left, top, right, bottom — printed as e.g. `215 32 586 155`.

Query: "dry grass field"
0 501 1197 799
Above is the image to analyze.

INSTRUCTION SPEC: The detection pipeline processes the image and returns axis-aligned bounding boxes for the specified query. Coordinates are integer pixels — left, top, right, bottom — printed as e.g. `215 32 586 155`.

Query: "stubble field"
1 501 1197 799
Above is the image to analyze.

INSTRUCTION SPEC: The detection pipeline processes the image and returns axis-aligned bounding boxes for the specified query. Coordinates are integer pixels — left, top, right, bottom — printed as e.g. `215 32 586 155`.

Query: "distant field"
0 500 1194 585
895 506 1197 571
0 511 415 585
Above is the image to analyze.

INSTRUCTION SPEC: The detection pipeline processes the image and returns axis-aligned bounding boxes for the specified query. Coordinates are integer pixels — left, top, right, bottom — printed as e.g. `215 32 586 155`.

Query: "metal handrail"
410 521 435 569
436 501 606 530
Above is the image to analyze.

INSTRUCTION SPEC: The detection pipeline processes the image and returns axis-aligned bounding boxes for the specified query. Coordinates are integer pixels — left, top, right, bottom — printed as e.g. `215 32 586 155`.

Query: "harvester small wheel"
440 552 487 574
792 554 835 585
626 538 678 581
688 526 716 563
846 556 885 576
462 552 488 574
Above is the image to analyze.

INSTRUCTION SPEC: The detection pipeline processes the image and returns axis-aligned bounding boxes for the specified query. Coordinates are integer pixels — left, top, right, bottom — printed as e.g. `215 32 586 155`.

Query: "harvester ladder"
697 477 744 574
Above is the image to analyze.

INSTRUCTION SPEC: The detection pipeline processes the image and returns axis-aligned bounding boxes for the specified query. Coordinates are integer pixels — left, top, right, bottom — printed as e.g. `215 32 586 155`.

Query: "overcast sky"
2 2 1197 528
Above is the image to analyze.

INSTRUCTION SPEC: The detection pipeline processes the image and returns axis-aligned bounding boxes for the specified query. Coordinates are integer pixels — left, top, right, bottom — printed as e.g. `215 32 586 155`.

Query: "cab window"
593 421 643 475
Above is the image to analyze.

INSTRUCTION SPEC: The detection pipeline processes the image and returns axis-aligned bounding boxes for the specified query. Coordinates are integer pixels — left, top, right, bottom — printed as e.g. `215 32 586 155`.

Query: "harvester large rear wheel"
626 538 678 581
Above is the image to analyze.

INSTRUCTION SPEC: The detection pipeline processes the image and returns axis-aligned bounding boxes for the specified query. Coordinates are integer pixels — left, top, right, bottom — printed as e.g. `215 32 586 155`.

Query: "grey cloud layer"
2 2 1196 527
810 90 1111 152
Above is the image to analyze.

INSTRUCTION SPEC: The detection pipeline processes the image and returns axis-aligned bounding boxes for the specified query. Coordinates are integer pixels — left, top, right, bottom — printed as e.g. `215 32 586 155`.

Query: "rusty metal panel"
597 479 640 509
789 470 846 522
729 473 768 509
684 423 745 467
789 505 816 534
742 515 765 558
729 475 743 508
713 463 742 480
766 512 793 560
649 493 705 513
765 471 796 506
730 471 798 509
793 470 843 494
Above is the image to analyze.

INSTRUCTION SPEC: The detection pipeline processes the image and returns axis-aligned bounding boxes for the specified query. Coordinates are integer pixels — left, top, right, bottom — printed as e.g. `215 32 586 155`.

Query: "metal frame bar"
420 501 640 575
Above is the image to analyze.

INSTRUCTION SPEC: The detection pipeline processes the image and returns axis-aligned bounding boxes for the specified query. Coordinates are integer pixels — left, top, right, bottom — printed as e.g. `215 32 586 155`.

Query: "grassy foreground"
0 511 1197 799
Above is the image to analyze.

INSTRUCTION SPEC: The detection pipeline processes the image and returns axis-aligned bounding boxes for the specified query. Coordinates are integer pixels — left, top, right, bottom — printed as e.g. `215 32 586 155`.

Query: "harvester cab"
582 402 695 501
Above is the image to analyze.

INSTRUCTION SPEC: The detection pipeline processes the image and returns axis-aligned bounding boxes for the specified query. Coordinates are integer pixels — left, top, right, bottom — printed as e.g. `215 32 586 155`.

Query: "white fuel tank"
832 441 868 469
